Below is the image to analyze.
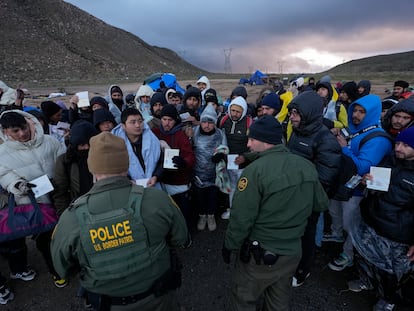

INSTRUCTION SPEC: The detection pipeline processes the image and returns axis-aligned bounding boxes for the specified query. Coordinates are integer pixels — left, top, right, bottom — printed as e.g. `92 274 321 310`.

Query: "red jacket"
152 127 195 185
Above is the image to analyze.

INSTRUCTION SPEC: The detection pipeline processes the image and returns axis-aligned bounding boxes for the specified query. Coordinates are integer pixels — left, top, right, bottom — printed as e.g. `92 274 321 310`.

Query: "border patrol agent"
51 132 190 311
222 116 329 311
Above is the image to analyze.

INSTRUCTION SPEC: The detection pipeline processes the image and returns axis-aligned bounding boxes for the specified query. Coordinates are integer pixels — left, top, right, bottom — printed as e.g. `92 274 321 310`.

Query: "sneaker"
53 276 68 288
0 285 14 305
10 269 36 281
207 215 217 231
322 233 344 243
221 208 230 220
292 272 310 287
347 279 373 292
328 252 353 271
197 215 207 231
373 299 395 311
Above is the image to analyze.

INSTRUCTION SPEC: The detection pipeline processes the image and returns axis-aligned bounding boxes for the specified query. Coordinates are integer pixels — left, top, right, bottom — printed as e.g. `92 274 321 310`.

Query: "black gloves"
222 245 232 264
15 181 37 194
322 118 334 129
172 156 186 169
211 153 226 163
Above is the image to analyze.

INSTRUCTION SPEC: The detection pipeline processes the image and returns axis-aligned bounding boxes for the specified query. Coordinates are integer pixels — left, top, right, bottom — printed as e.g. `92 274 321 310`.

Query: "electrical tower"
223 48 232 74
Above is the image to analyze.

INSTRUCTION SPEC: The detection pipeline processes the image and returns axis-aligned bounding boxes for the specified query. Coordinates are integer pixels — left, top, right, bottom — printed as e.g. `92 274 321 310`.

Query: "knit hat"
93 108 116 128
315 81 333 101
260 92 281 111
204 88 218 104
70 120 99 147
183 87 201 103
396 127 414 149
151 92 168 107
394 80 409 89
40 101 61 120
230 86 248 99
160 104 180 124
248 115 283 145
110 85 123 96
341 81 358 101
90 96 109 110
87 132 129 174
200 103 217 124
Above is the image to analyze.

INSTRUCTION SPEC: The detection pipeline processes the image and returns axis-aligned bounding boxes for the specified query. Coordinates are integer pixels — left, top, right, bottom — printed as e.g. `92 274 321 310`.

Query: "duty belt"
110 287 153 305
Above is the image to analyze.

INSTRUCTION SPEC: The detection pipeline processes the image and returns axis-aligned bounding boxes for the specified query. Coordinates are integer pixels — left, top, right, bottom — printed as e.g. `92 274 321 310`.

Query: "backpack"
219 114 253 130
332 131 393 201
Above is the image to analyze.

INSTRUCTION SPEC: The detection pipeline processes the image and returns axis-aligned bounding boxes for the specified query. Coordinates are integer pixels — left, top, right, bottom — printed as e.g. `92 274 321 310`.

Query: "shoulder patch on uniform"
238 177 248 191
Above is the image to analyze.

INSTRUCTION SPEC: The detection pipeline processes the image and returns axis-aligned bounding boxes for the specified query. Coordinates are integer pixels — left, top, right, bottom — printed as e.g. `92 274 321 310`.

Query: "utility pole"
223 48 232 74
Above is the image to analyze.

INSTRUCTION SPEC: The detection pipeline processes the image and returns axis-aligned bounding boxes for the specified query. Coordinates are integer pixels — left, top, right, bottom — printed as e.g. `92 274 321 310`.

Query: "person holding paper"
111 108 162 187
0 110 67 288
152 104 195 231
347 127 414 311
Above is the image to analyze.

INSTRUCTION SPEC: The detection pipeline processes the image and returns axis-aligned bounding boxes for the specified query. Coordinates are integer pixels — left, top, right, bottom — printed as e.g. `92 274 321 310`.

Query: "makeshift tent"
144 72 186 94
249 70 268 85
239 77 250 85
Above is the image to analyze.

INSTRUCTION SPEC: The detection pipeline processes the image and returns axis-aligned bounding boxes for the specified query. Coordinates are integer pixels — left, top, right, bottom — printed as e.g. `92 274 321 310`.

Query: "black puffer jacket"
361 155 414 244
287 91 342 196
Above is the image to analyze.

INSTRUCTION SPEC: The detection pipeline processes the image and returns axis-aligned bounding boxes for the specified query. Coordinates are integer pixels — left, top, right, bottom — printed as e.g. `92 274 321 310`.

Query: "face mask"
75 149 89 159
113 98 124 107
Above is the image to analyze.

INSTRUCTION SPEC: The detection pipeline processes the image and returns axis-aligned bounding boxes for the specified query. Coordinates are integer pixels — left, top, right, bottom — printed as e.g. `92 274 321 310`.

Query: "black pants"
295 211 320 277
0 230 58 276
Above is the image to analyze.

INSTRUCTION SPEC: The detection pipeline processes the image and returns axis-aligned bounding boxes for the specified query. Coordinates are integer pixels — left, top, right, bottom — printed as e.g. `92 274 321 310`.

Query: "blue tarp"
144 72 186 95
239 70 268 85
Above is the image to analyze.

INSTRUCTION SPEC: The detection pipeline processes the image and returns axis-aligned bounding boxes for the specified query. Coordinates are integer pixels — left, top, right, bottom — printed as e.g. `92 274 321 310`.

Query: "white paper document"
29 174 54 198
163 149 180 169
56 121 70 130
179 112 191 121
135 178 149 188
227 154 239 170
76 91 90 107
366 166 391 192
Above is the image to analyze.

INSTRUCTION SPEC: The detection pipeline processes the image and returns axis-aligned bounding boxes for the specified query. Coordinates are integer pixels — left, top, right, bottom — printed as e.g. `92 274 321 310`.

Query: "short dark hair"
121 108 142 124
0 112 27 129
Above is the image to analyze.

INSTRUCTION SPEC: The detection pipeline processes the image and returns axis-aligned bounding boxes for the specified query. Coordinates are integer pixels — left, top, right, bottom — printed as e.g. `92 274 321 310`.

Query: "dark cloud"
65 0 414 73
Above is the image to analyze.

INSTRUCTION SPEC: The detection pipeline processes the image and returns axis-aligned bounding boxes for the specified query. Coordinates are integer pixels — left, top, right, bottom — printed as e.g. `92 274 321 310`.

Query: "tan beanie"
87 132 129 174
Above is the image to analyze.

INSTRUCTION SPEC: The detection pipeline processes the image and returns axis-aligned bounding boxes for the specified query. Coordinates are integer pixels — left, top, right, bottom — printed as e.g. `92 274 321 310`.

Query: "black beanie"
341 81 358 101
204 88 218 104
70 120 99 147
40 101 62 120
110 85 123 96
231 86 248 99
394 80 409 89
93 108 116 128
160 104 180 124
151 92 168 108
248 115 283 145
183 87 201 103
90 96 109 110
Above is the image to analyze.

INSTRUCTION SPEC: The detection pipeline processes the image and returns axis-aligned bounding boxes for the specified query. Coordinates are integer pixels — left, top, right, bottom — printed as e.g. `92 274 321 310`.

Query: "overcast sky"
64 0 414 74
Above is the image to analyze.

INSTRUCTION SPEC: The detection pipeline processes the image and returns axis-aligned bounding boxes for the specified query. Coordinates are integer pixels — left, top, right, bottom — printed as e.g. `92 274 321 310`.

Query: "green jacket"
225 145 328 256
51 176 189 297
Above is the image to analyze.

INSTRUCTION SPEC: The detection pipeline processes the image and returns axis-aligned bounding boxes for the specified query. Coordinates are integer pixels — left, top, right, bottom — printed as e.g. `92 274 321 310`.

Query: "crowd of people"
0 75 413 311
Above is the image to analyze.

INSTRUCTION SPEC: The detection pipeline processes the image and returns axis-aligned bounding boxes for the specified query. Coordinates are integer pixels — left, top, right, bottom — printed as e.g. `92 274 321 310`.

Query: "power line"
223 48 232 73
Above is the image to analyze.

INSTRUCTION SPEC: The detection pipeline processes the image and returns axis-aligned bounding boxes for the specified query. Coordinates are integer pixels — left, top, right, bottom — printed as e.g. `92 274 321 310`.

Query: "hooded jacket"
111 122 161 181
344 94 393 176
104 84 123 124
382 98 414 137
316 81 348 129
0 80 16 106
93 108 117 130
287 91 342 193
220 96 252 154
0 110 65 205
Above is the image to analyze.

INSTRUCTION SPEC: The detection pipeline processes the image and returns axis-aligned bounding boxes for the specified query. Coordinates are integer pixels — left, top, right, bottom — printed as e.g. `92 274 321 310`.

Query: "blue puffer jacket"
344 94 393 176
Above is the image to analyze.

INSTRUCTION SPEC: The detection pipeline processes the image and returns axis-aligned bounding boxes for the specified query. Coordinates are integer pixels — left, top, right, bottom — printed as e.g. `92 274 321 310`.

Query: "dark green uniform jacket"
225 145 329 255
51 176 188 297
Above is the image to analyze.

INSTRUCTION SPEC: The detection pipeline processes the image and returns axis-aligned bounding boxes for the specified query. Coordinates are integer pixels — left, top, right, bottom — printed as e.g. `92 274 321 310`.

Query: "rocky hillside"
324 50 414 81
0 0 205 85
